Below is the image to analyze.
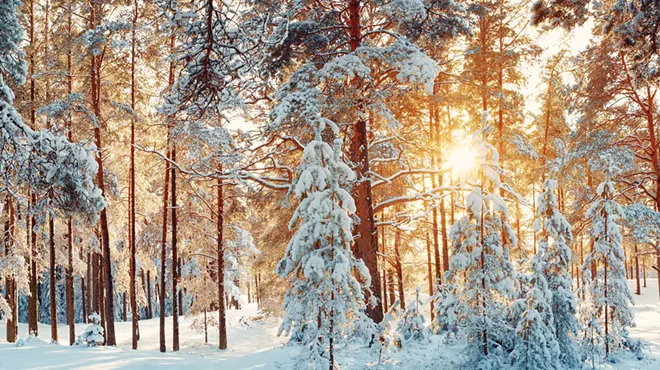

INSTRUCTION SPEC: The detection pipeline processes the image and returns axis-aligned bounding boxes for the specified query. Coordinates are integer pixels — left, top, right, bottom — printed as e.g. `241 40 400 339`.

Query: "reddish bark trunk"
217 174 228 349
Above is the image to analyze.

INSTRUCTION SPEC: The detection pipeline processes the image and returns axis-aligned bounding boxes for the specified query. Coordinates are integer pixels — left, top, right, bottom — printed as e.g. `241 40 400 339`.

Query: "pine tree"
509 247 560 370
534 173 581 367
436 126 518 368
276 125 371 369
581 160 635 360
396 287 431 346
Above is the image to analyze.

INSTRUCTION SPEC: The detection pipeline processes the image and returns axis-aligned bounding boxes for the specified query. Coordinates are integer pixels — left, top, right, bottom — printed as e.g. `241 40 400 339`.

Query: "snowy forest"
0 0 659 368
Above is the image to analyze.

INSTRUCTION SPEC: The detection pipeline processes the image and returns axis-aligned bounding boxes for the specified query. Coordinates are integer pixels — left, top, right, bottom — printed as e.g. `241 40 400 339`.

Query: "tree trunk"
394 227 405 310
147 270 153 319
122 293 127 321
347 0 382 323
426 232 434 321
49 215 58 342
89 2 116 345
129 0 139 350
635 244 640 295
217 174 227 349
171 143 179 352
254 274 259 307
160 31 175 353
387 272 395 308
380 223 388 313
5 200 17 342
27 0 39 337
429 106 442 288
66 219 75 345
643 260 647 288
65 4 75 345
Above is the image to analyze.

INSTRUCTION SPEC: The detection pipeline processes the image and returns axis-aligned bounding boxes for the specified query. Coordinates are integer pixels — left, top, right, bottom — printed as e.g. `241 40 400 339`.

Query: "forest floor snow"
0 279 659 369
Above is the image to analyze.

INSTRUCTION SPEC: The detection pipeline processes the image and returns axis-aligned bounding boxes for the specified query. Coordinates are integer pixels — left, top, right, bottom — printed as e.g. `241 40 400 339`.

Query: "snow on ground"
0 279 659 369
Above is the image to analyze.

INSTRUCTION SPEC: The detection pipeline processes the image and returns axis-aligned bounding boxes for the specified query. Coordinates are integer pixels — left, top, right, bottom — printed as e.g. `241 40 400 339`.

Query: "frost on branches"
435 128 518 368
276 126 371 369
580 160 636 361
533 175 581 368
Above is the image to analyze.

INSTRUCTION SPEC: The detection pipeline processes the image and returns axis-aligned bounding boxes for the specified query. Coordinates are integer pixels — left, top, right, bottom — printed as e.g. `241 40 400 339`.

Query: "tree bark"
171 143 179 352
49 215 58 342
66 219 75 345
27 0 39 337
347 0 382 323
635 244 640 295
5 200 17 342
160 31 175 354
129 0 139 350
147 270 153 319
394 226 405 310
217 174 227 349
426 232 434 321
65 4 75 345
89 1 116 345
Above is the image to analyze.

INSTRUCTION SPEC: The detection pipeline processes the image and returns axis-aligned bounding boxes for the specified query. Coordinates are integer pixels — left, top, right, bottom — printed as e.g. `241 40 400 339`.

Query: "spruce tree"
581 160 635 360
436 126 518 368
535 174 581 368
276 125 371 369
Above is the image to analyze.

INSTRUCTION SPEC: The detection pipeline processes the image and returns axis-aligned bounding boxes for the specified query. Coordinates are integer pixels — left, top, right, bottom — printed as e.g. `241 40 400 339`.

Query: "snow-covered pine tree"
396 287 431 346
75 312 105 347
435 126 518 368
276 123 371 369
534 173 581 368
509 246 561 370
581 159 635 361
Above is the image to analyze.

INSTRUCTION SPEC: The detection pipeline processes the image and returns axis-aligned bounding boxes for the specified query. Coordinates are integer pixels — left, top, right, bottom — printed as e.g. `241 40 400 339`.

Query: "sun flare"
445 146 478 174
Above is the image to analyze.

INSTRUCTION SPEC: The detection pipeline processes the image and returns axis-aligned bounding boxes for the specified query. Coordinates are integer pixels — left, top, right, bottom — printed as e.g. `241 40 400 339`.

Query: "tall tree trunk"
5 199 17 342
429 104 442 288
635 244 640 295
160 31 175 354
49 215 58 342
66 219 75 345
387 272 395 307
65 4 75 345
394 226 405 310
129 0 139 350
643 260 647 288
89 2 116 345
217 174 227 349
380 220 388 313
147 270 153 319
27 0 39 337
426 232 434 321
347 0 382 323
45 0 58 342
171 143 179 352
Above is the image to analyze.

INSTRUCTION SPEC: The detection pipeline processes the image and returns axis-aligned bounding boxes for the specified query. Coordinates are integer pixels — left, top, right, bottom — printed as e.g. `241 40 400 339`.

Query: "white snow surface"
1 279 660 369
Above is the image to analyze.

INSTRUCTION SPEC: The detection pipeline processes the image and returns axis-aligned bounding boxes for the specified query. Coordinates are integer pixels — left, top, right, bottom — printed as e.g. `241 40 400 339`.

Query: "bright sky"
524 19 595 116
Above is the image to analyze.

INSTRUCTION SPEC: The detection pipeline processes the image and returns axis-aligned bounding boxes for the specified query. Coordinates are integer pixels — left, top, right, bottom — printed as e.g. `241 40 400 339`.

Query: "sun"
445 145 478 175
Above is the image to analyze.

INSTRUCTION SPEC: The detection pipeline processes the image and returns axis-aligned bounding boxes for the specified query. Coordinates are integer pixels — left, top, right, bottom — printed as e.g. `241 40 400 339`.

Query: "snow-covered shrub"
75 313 105 347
